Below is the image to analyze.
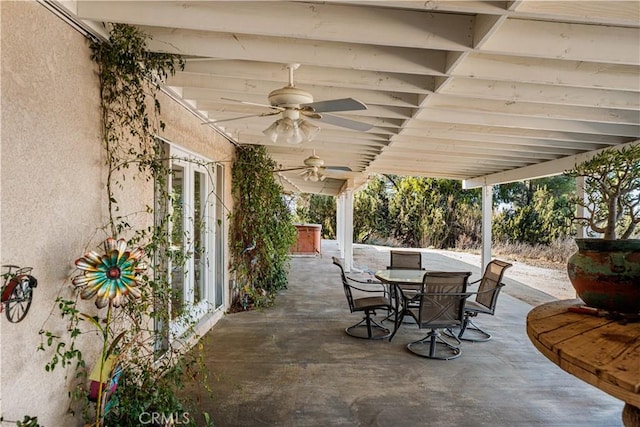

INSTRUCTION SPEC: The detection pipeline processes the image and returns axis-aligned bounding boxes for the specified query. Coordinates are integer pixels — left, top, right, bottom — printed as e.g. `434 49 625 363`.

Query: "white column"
336 193 344 257
481 185 493 273
343 189 354 272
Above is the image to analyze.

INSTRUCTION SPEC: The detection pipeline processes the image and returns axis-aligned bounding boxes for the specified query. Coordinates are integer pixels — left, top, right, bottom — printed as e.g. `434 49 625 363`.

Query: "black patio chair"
332 256 392 340
385 251 424 316
390 271 471 360
451 259 513 342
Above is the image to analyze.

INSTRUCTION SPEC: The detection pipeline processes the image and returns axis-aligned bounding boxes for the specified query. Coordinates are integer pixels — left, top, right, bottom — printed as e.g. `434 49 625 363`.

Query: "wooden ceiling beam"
454 54 640 91
441 78 640 110
77 1 474 50
482 18 640 65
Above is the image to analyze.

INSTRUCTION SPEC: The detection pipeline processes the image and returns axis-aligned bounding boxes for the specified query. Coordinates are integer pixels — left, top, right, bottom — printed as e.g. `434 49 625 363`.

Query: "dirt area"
428 249 576 300
350 243 577 306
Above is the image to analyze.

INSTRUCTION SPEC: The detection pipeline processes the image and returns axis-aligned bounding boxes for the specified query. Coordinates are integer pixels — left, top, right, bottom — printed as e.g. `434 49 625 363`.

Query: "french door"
168 147 217 335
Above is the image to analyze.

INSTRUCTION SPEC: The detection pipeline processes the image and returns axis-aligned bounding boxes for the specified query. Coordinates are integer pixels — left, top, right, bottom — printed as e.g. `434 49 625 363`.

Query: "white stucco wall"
1 2 235 425
2 2 105 424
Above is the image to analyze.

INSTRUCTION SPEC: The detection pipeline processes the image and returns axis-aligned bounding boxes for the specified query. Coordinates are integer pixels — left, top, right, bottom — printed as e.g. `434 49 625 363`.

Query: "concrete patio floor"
183 241 623 426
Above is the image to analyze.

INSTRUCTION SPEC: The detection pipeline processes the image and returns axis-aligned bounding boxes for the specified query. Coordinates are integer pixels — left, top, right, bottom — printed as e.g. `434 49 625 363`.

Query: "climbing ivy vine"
91 24 184 236
229 145 296 310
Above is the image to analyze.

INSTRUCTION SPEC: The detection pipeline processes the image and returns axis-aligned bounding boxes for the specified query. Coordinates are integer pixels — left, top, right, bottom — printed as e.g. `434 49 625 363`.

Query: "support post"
481 185 493 273
336 193 344 257
343 189 354 272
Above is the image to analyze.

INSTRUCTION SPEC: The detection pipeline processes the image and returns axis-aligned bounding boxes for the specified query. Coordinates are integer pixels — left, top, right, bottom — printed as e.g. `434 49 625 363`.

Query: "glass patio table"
374 269 427 328
374 268 426 287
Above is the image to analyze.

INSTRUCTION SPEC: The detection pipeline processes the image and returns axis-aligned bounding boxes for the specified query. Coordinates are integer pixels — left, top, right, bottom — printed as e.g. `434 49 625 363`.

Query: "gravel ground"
428 249 576 300
350 242 577 305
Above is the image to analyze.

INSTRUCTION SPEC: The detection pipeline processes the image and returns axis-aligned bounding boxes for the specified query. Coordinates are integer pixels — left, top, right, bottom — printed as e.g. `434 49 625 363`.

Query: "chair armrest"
393 285 422 304
346 275 382 285
468 278 508 288
468 278 481 287
467 283 505 296
346 276 388 297
347 282 387 294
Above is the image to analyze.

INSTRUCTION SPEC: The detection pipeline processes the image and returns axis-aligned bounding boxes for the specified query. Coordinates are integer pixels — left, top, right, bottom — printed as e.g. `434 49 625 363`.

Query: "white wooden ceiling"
62 1 639 195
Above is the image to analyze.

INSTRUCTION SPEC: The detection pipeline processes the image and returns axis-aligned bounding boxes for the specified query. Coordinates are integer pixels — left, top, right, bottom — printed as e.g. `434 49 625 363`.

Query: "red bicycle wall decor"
1 265 37 323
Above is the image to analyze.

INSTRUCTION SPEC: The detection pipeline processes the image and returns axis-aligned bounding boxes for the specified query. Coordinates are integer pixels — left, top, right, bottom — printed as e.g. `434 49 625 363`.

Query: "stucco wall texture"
1 2 235 425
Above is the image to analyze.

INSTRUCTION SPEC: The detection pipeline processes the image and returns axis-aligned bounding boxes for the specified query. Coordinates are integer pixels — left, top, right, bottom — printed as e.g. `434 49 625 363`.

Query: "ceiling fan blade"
203 111 280 124
273 166 306 173
302 98 367 113
313 113 373 132
324 166 352 172
221 97 285 111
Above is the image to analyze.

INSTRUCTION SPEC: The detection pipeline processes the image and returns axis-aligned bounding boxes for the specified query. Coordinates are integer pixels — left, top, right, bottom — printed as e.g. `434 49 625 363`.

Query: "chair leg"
383 286 397 322
454 317 492 342
442 328 462 346
345 312 390 340
387 309 402 342
407 329 462 360
382 306 397 323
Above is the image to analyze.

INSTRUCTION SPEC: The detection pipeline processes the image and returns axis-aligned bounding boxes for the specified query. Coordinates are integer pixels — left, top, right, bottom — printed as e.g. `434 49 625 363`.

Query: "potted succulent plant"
564 143 640 313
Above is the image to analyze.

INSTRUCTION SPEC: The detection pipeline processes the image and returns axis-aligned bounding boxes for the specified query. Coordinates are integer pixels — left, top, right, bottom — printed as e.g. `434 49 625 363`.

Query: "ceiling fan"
275 151 352 182
205 64 373 144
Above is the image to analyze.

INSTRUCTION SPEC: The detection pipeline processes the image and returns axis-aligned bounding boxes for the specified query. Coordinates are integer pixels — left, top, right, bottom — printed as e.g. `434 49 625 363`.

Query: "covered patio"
52 0 640 271
2 2 637 425
183 241 622 426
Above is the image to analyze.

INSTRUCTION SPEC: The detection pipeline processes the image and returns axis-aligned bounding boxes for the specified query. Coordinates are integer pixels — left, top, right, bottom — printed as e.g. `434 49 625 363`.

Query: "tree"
493 176 574 245
295 194 337 238
494 176 574 208
565 145 640 239
354 175 393 243
388 177 480 249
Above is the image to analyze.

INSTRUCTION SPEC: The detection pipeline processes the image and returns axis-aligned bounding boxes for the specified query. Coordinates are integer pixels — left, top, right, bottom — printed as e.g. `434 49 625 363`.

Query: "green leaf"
80 312 104 334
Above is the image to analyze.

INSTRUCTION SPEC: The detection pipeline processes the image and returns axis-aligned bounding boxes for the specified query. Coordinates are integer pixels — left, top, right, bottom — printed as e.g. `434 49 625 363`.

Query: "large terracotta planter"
567 238 640 313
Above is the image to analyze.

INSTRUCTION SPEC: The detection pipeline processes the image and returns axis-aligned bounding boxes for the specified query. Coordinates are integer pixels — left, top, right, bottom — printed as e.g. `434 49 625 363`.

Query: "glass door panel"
170 164 185 318
193 170 207 304
215 164 225 309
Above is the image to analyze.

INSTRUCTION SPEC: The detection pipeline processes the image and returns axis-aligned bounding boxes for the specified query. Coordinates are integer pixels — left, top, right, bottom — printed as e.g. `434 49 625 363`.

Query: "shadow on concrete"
182 241 622 426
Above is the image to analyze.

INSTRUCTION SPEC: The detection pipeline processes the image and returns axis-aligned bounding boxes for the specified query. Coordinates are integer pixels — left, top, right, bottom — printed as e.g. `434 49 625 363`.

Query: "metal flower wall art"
73 238 147 309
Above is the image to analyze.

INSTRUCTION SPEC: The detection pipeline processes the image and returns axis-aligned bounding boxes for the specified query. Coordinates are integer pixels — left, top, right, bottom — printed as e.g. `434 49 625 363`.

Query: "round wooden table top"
527 299 640 408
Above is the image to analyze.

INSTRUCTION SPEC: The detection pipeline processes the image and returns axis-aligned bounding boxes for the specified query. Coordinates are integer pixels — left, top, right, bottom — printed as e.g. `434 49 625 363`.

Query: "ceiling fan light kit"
262 118 319 144
299 119 321 141
262 116 320 145
302 167 325 182
262 89 321 144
